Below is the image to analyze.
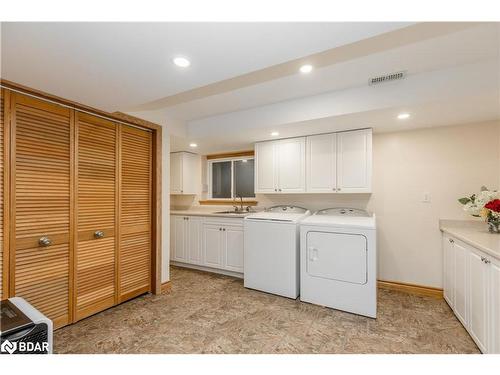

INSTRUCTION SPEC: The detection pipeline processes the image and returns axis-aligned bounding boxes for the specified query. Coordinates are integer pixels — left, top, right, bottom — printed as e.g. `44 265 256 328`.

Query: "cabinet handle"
449 238 454 243
223 228 226 231
279 189 282 192
219 228 222 231
38 236 52 247
94 230 105 239
337 188 341 191
274 188 277 192
484 258 491 264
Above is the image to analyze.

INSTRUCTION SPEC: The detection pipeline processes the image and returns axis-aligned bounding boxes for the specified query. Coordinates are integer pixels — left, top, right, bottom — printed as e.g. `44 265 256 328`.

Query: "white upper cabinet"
255 137 306 193
276 137 306 193
306 133 337 193
255 129 372 194
337 129 372 193
170 151 200 194
255 141 276 193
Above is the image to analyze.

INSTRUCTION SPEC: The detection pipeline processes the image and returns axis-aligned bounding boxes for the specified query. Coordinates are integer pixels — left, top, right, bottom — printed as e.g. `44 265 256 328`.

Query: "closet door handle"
38 236 52 247
94 230 105 239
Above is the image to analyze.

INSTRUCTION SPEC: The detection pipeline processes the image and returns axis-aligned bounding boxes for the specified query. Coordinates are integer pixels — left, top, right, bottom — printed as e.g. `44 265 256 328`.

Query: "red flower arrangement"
484 199 500 213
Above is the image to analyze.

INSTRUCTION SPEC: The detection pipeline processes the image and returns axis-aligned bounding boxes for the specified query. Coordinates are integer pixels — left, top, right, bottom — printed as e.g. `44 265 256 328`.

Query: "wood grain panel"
0 90 4 300
119 126 152 301
75 112 116 320
11 93 72 328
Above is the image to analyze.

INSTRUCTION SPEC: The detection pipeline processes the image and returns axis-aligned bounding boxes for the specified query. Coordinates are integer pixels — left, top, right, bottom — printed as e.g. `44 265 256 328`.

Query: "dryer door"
306 231 367 284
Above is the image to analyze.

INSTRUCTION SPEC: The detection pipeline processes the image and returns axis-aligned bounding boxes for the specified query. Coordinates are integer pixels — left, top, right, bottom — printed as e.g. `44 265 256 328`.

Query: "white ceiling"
154 23 499 153
0 22 410 111
160 23 499 123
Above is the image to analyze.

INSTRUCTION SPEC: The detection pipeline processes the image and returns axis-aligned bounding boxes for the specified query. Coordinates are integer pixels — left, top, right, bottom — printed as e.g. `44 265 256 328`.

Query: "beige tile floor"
54 266 479 354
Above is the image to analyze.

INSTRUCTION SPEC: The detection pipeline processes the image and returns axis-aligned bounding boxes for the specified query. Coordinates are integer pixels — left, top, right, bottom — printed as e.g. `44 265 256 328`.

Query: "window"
209 158 255 199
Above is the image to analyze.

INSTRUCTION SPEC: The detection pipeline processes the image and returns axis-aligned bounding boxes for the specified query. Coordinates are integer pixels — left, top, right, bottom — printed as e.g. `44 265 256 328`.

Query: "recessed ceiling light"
299 64 313 74
173 57 191 68
271 131 279 136
189 143 197 148
397 113 411 120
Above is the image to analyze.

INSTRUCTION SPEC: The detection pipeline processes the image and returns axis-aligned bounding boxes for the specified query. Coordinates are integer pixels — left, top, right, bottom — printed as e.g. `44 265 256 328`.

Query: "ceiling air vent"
369 71 406 86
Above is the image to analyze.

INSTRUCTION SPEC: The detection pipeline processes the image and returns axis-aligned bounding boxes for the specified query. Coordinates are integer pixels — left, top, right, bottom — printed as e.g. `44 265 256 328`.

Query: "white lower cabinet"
468 247 489 353
187 216 203 264
203 224 224 268
454 240 468 327
443 236 455 307
171 215 187 262
442 232 500 353
490 259 500 353
224 226 244 273
171 215 244 275
171 215 203 264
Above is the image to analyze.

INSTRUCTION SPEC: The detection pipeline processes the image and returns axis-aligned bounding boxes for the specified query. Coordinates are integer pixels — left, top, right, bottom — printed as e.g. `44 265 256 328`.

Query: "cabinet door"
276 137 306 193
182 153 200 195
224 226 244 273
306 134 336 193
454 241 468 327
170 152 182 194
119 126 152 302
468 248 489 352
337 129 372 193
11 93 72 329
203 224 223 268
255 141 276 193
75 113 117 321
187 216 203 264
490 259 500 354
443 235 455 308
171 216 187 262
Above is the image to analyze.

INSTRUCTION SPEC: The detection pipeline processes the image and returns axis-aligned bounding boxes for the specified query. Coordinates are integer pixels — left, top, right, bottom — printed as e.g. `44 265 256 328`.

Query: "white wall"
175 120 500 288
126 110 173 283
161 128 170 283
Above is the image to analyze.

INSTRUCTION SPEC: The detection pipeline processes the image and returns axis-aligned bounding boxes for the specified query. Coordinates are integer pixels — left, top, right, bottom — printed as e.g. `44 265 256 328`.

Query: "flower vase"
488 219 500 233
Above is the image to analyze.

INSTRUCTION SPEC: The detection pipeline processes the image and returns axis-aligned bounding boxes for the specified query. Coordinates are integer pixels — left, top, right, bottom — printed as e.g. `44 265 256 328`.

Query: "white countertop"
440 219 500 260
170 209 252 218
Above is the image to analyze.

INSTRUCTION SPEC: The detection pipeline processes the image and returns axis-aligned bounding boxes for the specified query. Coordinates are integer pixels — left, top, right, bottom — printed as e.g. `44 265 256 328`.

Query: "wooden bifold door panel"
119 126 152 302
0 90 6 301
10 93 73 329
75 112 117 320
0 86 157 330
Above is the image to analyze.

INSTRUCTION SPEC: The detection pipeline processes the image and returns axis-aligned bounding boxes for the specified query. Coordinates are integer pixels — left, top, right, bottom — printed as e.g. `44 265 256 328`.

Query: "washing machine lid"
302 207 375 229
245 207 310 223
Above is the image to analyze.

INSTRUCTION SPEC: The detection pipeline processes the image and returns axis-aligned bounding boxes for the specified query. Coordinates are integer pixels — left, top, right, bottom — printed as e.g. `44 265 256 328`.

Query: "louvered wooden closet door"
11 93 72 329
119 126 152 301
0 90 6 300
75 112 117 320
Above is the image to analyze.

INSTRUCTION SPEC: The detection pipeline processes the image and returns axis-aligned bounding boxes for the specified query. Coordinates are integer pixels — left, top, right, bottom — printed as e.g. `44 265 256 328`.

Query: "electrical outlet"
422 192 431 203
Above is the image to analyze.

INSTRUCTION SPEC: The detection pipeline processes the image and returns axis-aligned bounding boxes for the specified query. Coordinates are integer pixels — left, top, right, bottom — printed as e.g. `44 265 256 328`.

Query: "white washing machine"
244 206 310 299
300 208 377 318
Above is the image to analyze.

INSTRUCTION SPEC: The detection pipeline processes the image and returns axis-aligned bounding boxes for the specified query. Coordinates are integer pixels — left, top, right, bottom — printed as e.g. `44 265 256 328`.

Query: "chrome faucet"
233 195 244 212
